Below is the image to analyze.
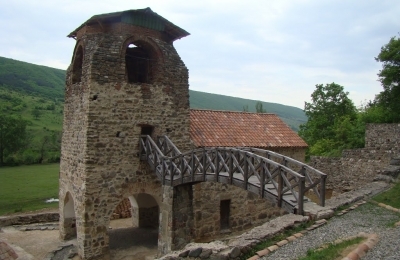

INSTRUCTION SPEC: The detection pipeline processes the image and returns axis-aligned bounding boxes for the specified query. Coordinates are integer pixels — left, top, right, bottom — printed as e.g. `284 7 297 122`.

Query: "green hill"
0 57 65 100
0 56 307 132
0 56 307 165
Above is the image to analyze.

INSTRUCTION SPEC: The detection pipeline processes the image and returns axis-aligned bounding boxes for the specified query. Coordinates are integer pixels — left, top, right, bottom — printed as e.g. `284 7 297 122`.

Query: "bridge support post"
158 185 194 256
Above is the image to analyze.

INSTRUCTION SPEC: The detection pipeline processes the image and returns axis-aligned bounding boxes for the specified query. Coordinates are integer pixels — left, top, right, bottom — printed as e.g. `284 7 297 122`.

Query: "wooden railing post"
229 149 233 184
202 148 207 181
191 151 195 182
320 174 327 207
180 154 184 184
215 149 219 182
243 152 248 190
298 176 305 215
169 159 173 184
277 166 283 207
161 157 166 185
260 160 265 198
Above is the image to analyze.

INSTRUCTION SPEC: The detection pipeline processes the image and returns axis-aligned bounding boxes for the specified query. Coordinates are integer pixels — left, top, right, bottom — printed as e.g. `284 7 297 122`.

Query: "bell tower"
59 8 191 259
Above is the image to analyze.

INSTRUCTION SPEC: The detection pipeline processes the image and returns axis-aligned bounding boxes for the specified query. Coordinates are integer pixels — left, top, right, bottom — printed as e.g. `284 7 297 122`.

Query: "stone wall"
0 212 59 228
192 182 286 242
310 124 400 192
270 147 307 163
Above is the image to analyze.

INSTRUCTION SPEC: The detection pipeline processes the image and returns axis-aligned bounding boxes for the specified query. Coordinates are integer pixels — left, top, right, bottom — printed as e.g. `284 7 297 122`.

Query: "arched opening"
136 193 159 228
125 42 155 84
108 194 159 259
72 45 83 84
62 192 76 239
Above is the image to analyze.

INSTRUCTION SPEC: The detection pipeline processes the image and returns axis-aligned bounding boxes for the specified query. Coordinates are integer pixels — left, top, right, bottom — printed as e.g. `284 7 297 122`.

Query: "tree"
255 101 267 113
31 108 42 119
299 83 357 156
0 115 28 166
36 131 61 163
243 105 249 112
375 36 400 122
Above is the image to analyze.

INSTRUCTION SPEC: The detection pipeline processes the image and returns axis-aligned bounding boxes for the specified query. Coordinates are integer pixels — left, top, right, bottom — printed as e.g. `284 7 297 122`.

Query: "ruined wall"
310 124 400 192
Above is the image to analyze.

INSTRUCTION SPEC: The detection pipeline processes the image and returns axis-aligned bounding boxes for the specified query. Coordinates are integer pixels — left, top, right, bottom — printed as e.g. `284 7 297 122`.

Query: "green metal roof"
68 8 190 41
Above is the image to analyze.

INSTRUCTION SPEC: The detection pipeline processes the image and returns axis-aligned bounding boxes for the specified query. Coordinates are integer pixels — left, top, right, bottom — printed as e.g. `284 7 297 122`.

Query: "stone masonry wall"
310 124 400 193
192 182 286 242
60 21 192 259
270 147 307 163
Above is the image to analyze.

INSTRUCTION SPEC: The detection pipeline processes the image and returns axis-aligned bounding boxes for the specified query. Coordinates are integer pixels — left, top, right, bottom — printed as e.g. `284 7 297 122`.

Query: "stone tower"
59 8 191 259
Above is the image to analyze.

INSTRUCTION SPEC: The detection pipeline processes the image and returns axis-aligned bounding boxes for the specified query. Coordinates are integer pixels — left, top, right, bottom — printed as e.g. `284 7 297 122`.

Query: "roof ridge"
190 108 275 115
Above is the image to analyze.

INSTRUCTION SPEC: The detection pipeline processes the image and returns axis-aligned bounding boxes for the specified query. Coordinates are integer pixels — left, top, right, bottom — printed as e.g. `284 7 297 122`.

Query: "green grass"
298 236 364 260
373 182 400 209
0 163 59 215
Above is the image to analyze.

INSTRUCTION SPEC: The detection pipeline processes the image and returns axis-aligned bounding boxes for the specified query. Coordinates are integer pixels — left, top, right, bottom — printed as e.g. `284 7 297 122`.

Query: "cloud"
0 0 398 109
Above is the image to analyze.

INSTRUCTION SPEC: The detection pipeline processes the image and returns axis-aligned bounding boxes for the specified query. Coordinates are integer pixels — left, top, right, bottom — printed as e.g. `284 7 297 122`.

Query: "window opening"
141 126 154 136
126 43 151 83
72 45 83 84
220 199 230 230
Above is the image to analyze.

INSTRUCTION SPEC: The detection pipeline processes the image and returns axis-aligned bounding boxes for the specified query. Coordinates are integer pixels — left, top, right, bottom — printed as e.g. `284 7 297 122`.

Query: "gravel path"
262 203 400 260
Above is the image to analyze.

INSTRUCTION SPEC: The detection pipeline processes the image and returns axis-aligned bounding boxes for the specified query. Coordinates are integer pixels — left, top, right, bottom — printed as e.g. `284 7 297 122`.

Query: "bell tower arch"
59 8 191 259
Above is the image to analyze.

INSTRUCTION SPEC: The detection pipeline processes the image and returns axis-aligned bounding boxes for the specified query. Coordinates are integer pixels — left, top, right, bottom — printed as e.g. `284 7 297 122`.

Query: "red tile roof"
190 109 308 148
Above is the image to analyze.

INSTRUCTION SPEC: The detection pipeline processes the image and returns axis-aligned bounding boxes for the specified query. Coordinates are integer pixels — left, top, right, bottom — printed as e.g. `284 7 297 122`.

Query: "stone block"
189 248 203 258
266 245 279 252
276 240 288 247
229 247 241 258
255 248 270 257
178 250 189 257
247 256 260 260
200 249 213 259
315 219 327 225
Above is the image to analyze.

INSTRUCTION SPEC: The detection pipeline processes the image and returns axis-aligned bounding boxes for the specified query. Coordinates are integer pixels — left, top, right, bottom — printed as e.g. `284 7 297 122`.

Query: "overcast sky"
0 0 399 109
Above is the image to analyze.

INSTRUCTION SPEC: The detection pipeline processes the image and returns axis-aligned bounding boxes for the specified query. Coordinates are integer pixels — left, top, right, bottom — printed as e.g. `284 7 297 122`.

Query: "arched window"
125 43 152 83
72 45 83 84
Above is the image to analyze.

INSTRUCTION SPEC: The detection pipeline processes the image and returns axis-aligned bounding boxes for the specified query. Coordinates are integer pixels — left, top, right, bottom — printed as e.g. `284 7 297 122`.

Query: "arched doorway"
108 193 159 259
61 192 76 239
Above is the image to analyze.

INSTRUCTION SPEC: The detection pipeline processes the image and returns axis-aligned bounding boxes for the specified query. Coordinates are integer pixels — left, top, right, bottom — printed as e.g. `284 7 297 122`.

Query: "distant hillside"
189 90 306 131
0 56 306 131
0 57 65 100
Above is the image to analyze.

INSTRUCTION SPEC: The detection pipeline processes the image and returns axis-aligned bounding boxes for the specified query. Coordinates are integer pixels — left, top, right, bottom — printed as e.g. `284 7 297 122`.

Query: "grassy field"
0 163 59 215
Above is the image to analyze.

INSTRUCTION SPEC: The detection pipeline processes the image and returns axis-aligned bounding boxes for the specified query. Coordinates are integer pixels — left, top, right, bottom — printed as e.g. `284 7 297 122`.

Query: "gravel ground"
262 203 400 260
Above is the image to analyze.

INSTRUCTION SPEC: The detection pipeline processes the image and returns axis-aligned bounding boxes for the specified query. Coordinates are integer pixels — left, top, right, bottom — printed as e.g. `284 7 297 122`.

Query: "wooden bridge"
140 135 327 215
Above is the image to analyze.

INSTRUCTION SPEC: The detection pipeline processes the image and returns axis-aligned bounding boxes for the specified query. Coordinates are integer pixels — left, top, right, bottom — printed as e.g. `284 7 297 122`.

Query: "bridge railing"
241 147 327 207
179 147 307 214
157 135 182 158
140 135 323 214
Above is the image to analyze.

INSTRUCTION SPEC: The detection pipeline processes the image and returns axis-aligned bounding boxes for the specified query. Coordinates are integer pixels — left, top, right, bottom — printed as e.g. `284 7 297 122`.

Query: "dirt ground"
0 218 158 260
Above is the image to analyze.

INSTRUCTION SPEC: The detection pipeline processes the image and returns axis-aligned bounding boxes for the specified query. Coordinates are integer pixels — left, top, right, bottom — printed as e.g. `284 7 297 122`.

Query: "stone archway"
60 192 76 240
135 193 159 228
107 194 160 259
